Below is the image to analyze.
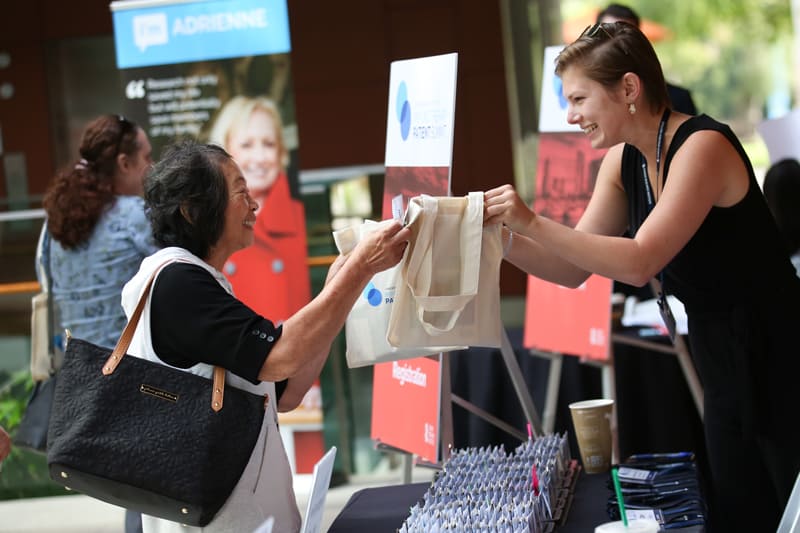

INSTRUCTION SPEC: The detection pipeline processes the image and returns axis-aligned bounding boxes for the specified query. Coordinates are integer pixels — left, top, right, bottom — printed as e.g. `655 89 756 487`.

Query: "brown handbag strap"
100 261 227 411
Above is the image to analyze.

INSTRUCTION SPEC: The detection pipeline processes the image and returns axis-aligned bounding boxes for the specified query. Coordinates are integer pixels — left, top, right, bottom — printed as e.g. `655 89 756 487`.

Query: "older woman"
485 22 800 532
121 141 409 533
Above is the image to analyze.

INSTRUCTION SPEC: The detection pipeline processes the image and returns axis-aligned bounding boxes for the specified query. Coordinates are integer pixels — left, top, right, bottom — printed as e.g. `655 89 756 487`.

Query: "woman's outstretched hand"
353 220 411 275
484 184 535 233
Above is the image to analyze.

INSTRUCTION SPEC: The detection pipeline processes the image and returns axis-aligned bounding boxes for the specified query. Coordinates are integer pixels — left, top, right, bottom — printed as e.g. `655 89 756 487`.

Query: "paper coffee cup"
595 519 660 532
569 398 614 474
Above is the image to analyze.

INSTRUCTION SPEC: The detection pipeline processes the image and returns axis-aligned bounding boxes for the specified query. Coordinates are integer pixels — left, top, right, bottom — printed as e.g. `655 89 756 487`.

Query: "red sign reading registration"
371 358 441 463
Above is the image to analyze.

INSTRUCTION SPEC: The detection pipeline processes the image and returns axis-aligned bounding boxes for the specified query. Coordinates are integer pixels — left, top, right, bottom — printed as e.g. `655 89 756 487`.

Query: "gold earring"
628 103 636 115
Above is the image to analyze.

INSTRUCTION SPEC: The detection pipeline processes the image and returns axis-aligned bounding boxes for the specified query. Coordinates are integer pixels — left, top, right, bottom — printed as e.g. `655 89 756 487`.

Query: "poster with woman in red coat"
208 95 311 323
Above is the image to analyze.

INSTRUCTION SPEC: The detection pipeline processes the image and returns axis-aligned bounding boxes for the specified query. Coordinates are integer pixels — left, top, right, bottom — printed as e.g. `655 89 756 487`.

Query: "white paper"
299 446 337 533
252 516 274 533
620 295 688 335
757 108 800 165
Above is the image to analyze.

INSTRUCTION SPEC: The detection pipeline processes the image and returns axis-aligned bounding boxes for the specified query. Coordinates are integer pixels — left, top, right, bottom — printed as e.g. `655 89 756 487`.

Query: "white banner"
384 53 458 167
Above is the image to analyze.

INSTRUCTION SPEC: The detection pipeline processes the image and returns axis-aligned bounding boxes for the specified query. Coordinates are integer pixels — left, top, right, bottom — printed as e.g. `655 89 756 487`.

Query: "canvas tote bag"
333 219 460 368
387 192 503 348
16 224 61 453
30 225 63 381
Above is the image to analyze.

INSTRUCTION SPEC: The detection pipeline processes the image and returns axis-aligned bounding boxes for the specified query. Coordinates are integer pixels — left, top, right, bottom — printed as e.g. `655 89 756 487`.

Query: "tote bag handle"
99 261 227 412
404 192 483 336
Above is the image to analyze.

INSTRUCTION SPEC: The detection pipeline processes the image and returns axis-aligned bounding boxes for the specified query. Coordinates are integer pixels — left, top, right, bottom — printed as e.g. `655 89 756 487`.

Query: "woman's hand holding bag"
333 219 459 368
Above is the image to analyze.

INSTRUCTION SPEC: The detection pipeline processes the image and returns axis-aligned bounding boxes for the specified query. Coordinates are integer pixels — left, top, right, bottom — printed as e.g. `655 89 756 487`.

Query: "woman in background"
42 114 158 533
43 114 157 348
207 96 309 325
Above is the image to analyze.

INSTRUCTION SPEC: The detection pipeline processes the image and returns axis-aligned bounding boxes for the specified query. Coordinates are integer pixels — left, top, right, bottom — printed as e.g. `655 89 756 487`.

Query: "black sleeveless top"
621 114 800 312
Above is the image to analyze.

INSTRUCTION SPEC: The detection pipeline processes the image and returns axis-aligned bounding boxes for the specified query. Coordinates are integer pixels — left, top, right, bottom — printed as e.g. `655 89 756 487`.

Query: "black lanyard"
638 109 678 341
641 108 671 210
639 109 671 288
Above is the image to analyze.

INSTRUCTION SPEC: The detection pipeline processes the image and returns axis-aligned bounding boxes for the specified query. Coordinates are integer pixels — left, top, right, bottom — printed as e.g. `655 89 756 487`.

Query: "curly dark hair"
43 114 141 248
144 140 232 259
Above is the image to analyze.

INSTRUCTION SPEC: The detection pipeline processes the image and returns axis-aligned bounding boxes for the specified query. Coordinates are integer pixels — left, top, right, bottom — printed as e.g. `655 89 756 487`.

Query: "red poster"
371 358 441 463
524 132 612 360
524 275 612 360
381 166 450 220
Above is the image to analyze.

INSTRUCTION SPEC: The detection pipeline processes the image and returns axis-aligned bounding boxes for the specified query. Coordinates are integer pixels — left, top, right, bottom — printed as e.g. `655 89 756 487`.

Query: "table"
328 471 610 532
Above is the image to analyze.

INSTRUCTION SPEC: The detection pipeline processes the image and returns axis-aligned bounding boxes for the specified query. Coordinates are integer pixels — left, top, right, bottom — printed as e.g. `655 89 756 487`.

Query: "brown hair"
44 114 141 248
555 22 670 114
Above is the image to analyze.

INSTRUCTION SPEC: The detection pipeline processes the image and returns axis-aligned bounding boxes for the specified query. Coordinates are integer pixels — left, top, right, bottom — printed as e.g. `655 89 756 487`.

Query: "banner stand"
374 51 544 476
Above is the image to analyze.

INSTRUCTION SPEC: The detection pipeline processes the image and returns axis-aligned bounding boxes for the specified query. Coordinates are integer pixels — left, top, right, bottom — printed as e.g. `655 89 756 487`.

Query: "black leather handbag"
46 268 266 527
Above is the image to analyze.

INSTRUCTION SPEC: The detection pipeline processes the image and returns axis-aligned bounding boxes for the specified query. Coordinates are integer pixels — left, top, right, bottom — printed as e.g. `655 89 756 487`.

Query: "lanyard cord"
640 108 671 293
641 108 671 209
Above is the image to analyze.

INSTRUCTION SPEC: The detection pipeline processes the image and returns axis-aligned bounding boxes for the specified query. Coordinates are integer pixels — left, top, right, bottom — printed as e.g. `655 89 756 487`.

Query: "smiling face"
226 107 283 200
562 65 626 149
209 158 258 267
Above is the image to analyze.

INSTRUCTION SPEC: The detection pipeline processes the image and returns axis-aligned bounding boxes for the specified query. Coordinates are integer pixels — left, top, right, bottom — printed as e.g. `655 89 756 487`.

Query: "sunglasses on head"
580 22 614 40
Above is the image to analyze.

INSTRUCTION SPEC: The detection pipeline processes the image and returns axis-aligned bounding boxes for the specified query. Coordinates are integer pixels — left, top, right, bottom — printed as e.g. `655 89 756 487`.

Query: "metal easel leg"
541 351 562 435
602 357 619 464
499 327 543 437
647 279 704 422
439 352 454 462
444 328 543 447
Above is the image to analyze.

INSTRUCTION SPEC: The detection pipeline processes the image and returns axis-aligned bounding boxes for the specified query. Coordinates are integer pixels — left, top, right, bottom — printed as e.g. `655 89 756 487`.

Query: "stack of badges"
606 452 707 530
400 433 579 533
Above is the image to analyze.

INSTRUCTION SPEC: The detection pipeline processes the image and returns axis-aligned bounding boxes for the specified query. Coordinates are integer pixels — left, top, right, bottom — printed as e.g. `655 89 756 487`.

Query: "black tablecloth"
328 470 611 532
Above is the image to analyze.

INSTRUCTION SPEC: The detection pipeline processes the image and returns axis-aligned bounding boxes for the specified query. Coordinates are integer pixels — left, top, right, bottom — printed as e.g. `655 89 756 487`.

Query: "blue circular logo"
553 75 567 109
396 81 411 140
364 282 382 307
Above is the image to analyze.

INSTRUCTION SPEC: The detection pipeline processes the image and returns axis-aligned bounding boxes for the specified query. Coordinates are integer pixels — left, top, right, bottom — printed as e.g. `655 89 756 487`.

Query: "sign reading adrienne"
111 0 320 473
112 0 290 69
